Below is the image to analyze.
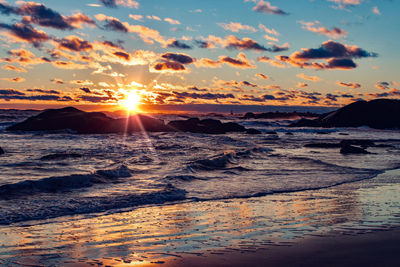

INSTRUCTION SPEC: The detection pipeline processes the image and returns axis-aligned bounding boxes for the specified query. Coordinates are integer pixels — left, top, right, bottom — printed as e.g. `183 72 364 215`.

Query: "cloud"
297 83 308 88
0 89 25 95
251 0 288 15
296 73 321 82
113 51 130 61
2 65 27 72
172 91 235 101
50 78 64 84
95 14 129 32
26 88 60 94
218 22 257 33
1 77 25 82
375 81 390 90
167 40 192 49
203 35 287 52
328 0 361 9
0 22 49 46
255 73 269 80
299 21 348 39
161 53 194 64
262 41 377 70
0 2 95 30
57 36 93 52
196 52 256 69
79 87 92 93
336 81 361 88
99 0 139 9
291 40 377 61
372 6 381 15
151 61 187 73
164 18 180 25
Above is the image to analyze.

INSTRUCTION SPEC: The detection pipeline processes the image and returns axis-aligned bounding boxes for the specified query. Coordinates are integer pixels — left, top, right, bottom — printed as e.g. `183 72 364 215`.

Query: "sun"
121 91 141 112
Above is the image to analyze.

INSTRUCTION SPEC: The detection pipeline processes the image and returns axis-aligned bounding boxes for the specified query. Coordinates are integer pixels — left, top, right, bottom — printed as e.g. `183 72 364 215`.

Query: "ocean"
0 109 399 265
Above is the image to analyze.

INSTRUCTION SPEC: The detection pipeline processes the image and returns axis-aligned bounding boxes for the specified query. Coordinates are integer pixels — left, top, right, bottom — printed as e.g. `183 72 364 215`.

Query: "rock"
246 128 262 134
316 131 329 135
7 107 250 135
290 99 400 129
242 111 319 120
304 143 341 148
285 132 294 135
340 139 375 148
7 107 169 134
289 118 322 127
340 143 369 154
167 118 245 134
40 153 82 161
266 131 278 135
0 147 4 155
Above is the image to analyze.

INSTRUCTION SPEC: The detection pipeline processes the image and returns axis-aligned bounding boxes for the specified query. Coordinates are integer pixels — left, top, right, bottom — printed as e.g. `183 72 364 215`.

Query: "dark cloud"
292 40 377 60
187 86 208 92
152 61 186 72
326 58 357 69
102 40 124 49
0 23 49 46
113 51 130 60
337 81 361 88
102 19 128 32
226 36 268 51
375 81 390 90
167 40 192 49
239 94 276 102
0 94 68 101
252 0 288 15
79 95 116 103
0 2 95 30
195 40 213 48
58 36 93 52
99 0 118 8
79 87 92 94
161 53 194 64
26 89 60 94
172 91 234 100
0 89 25 96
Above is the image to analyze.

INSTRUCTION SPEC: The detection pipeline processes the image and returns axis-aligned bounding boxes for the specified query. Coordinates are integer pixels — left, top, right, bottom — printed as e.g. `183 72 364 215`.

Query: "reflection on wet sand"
0 170 399 266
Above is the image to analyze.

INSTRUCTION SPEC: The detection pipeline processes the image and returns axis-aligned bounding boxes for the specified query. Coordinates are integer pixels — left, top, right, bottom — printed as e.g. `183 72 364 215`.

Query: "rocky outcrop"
0 147 4 155
7 107 250 135
243 111 319 120
290 99 400 129
167 118 246 134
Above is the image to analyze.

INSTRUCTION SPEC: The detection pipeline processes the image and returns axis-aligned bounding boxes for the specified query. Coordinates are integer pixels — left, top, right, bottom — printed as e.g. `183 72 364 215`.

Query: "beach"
1 165 399 266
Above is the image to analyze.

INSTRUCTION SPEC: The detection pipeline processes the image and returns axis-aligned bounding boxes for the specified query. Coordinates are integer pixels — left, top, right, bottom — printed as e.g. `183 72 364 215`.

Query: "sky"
0 0 399 111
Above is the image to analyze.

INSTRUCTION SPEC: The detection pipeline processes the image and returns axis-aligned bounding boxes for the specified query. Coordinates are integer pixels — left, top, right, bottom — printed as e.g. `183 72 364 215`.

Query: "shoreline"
158 228 400 267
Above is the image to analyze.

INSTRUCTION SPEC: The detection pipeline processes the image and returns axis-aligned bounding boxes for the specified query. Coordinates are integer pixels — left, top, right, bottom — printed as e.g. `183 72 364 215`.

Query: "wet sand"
161 229 400 267
1 169 399 266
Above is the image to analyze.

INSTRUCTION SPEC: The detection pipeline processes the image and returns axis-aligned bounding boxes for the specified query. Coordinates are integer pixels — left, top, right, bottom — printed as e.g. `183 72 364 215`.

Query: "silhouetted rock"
339 139 375 149
0 147 4 155
285 132 294 135
289 118 322 127
266 131 278 135
290 99 400 129
40 153 82 161
6 107 169 134
167 118 245 134
304 143 341 148
340 143 369 154
246 128 262 135
242 111 319 120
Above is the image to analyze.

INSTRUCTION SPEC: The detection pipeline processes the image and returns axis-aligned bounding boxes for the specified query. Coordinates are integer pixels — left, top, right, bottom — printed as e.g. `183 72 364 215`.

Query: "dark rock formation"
167 118 246 134
246 128 262 134
0 147 4 155
7 107 249 135
340 143 369 154
40 153 82 161
290 99 400 129
243 111 319 120
6 107 169 134
304 143 341 149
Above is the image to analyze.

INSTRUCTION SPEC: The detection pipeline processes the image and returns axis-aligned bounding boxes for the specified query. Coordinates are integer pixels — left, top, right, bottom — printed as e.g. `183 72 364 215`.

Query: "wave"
0 165 132 199
0 184 186 225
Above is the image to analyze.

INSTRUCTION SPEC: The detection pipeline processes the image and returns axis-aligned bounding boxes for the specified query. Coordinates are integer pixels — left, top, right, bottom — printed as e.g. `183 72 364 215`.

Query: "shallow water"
0 110 400 265
0 111 400 224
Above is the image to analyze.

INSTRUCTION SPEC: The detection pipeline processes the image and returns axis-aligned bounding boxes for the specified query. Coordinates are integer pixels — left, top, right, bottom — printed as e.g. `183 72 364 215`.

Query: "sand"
159 229 400 267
